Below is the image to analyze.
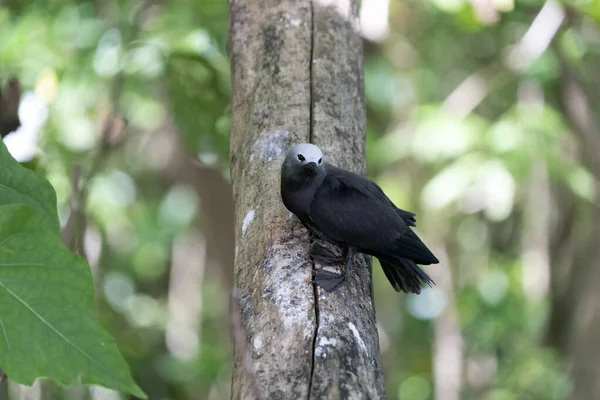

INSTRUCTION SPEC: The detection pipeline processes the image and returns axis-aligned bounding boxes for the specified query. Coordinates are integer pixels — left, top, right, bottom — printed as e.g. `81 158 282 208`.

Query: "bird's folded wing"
326 165 417 226
310 176 437 264
310 181 403 246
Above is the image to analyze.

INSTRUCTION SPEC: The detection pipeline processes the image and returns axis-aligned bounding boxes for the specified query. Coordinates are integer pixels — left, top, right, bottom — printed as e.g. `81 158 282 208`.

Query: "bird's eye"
297 154 305 161
318 158 322 164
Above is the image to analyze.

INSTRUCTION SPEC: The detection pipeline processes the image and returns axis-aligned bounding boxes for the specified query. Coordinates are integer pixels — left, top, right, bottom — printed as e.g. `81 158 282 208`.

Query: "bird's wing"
326 165 417 226
309 172 437 264
310 171 402 246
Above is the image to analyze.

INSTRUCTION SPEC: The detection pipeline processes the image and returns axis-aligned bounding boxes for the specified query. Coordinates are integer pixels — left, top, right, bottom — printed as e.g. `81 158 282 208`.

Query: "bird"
280 143 438 294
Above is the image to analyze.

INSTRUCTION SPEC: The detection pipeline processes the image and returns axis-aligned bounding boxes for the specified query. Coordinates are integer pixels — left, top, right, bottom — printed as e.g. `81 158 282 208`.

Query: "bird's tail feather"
379 256 434 294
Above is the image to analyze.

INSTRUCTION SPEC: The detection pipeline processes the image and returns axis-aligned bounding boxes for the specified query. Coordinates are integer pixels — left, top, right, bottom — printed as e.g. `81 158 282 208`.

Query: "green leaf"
0 142 60 233
0 142 146 398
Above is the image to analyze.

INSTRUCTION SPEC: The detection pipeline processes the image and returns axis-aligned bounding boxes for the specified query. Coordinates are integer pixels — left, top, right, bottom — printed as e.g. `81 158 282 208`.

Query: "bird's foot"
309 243 344 265
312 269 346 292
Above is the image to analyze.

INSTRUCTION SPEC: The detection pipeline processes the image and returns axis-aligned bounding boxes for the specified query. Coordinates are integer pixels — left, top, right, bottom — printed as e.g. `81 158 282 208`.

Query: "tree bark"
228 0 385 398
0 78 21 138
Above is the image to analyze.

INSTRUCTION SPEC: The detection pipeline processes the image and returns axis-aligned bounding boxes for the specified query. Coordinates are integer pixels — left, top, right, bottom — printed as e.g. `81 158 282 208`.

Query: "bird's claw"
309 243 344 265
312 269 346 292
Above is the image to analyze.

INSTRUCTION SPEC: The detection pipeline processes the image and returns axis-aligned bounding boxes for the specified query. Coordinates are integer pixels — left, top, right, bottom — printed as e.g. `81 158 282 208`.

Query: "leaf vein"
0 263 69 268
0 316 11 351
0 280 115 380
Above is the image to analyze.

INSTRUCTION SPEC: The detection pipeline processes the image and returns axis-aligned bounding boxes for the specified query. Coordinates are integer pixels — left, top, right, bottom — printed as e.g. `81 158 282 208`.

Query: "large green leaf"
0 142 146 398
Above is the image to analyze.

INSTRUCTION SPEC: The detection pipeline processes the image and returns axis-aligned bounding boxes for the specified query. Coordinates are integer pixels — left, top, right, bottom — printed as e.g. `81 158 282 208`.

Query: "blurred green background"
1 0 599 399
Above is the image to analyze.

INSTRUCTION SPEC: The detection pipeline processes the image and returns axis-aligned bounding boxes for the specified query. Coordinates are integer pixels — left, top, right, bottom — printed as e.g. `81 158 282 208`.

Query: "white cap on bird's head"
286 143 323 166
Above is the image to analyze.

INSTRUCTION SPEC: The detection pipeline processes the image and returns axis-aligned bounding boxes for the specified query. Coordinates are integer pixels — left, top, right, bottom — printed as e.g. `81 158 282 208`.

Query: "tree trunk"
228 0 386 398
0 78 21 138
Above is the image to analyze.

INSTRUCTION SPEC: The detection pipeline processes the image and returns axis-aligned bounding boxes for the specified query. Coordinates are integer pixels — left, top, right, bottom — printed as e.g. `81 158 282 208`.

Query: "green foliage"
166 50 230 159
0 140 145 398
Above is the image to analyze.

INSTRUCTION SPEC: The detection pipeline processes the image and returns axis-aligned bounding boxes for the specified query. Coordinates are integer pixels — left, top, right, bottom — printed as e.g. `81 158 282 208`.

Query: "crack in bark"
307 240 320 399
308 1 315 145
307 1 319 398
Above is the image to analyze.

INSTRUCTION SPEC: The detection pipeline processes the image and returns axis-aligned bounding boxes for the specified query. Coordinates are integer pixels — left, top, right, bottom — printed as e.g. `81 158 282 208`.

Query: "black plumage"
280 143 438 294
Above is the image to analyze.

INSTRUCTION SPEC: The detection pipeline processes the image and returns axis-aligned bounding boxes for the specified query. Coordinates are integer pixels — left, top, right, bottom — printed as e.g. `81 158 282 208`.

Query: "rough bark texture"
229 0 314 398
228 0 385 398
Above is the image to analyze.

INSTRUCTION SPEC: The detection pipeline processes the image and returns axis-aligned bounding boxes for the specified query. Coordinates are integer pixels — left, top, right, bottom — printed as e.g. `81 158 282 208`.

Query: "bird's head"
282 143 326 183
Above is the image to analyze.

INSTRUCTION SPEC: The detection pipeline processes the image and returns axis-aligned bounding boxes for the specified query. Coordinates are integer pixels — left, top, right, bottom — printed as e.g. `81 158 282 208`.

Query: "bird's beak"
304 162 318 175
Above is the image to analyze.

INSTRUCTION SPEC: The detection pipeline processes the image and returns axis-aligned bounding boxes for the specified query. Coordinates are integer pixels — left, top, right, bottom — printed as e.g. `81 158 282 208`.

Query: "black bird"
280 143 438 294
